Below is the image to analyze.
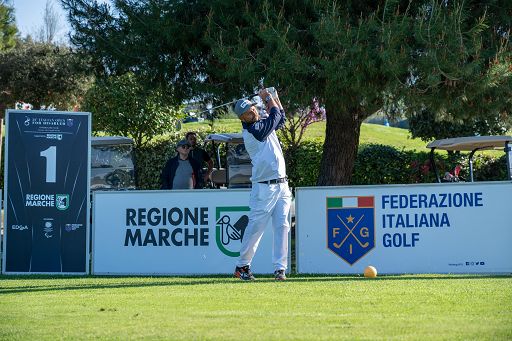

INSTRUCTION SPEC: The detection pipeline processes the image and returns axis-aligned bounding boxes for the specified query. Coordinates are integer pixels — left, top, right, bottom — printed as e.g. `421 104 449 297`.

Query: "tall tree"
390 1 512 143
207 0 511 185
63 0 512 185
0 0 17 51
36 0 61 44
61 0 214 104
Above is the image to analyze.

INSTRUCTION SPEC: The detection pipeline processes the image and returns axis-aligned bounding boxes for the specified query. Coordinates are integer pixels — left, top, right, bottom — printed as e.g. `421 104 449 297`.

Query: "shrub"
84 73 182 149
135 135 180 190
285 140 323 188
352 144 412 185
284 142 509 187
471 154 508 181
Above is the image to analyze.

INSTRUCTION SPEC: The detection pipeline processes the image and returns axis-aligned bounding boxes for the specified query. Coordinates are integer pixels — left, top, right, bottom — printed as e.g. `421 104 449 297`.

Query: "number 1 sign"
40 146 57 183
2 110 91 274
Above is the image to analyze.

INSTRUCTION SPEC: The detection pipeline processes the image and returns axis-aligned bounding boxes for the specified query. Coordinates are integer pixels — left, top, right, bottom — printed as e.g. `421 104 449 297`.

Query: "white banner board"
296 182 512 274
92 190 284 275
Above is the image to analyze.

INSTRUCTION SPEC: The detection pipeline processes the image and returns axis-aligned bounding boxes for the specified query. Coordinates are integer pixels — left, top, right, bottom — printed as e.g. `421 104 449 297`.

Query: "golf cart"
204 133 252 188
91 136 136 190
427 135 512 183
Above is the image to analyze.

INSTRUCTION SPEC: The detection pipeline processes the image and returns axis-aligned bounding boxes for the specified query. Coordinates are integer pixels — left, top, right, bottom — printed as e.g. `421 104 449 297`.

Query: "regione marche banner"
92 190 283 275
3 110 91 274
296 182 512 274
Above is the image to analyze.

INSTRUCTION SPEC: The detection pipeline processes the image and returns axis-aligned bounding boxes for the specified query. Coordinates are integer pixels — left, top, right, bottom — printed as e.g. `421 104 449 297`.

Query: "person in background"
160 139 201 190
186 131 214 187
232 88 291 281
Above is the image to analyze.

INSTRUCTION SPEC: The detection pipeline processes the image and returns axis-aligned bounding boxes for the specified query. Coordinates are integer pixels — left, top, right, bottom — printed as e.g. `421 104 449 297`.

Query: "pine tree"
0 0 18 51
63 0 512 185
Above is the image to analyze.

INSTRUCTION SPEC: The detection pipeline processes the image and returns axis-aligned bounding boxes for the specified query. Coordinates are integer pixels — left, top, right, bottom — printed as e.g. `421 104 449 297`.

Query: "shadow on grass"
0 273 510 295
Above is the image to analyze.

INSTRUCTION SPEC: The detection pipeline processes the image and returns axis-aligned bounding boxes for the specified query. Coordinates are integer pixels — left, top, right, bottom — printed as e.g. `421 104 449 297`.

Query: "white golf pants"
237 182 292 271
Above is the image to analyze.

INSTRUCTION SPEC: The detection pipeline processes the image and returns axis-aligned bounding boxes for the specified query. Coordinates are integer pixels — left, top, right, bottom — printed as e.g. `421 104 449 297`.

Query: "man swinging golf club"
233 88 292 281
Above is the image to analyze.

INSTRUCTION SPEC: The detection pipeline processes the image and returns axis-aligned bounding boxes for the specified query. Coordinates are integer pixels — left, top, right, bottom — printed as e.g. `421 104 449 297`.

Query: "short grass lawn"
1 274 510 340
184 119 505 157
184 119 428 151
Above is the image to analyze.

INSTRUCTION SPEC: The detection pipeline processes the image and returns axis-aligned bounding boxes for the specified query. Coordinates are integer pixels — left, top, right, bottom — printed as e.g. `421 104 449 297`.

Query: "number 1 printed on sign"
40 146 56 183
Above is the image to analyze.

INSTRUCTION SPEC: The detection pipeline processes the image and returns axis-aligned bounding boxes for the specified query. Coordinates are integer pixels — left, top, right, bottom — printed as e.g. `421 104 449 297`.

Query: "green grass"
184 119 508 158
183 119 428 151
360 123 428 151
184 118 244 134
1 275 511 340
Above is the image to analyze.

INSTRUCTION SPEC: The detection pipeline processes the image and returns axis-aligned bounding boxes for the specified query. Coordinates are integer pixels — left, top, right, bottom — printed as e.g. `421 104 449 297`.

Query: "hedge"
136 139 508 190
354 144 508 185
284 141 323 188
284 142 508 188
0 135 505 190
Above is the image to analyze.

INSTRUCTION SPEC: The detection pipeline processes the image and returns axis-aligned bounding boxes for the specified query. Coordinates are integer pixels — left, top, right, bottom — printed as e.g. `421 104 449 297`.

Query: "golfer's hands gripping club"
259 88 282 111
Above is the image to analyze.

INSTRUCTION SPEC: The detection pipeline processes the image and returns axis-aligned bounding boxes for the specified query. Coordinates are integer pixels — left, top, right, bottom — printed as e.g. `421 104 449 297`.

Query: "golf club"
196 92 260 117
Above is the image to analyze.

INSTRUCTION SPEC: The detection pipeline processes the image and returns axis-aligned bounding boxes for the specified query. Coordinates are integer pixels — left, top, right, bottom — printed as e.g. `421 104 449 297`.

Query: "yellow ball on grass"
364 265 377 278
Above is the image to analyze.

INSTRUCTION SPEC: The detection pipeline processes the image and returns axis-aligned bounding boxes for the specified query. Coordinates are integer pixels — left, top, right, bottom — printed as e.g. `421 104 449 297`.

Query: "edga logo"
326 196 375 265
216 206 249 257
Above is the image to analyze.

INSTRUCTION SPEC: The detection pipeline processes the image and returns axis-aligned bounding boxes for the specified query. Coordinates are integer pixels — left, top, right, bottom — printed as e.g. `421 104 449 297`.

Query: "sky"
10 0 72 43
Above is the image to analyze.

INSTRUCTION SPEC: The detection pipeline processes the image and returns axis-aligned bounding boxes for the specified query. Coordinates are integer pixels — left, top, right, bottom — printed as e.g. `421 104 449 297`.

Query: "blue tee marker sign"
2 110 91 274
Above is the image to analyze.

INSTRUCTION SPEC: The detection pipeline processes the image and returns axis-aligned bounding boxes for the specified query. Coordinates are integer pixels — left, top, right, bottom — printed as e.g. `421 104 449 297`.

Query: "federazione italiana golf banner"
92 190 282 275
2 110 91 274
296 182 512 274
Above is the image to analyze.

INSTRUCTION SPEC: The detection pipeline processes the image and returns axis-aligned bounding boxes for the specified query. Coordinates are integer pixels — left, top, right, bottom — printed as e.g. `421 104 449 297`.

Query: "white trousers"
237 182 292 271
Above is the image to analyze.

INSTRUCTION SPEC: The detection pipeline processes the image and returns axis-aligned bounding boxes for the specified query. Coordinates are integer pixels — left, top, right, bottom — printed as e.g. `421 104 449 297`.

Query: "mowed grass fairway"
1 275 511 340
183 120 429 151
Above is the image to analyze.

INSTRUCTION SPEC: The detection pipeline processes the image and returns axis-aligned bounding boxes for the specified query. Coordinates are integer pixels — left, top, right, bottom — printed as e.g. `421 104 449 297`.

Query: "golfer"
233 88 292 281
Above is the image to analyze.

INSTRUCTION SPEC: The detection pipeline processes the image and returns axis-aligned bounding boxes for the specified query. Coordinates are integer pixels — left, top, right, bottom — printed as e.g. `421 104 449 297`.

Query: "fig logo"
327 196 375 265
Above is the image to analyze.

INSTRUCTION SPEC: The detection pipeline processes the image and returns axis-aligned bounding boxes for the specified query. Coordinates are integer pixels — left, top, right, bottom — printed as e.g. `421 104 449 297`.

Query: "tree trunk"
317 107 362 186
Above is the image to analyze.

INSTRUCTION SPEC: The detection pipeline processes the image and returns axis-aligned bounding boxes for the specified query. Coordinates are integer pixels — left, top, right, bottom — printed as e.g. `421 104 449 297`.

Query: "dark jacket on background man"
160 155 202 189
189 147 212 187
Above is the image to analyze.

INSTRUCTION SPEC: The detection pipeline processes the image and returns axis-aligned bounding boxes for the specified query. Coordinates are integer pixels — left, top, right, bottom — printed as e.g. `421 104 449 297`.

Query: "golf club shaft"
197 93 259 116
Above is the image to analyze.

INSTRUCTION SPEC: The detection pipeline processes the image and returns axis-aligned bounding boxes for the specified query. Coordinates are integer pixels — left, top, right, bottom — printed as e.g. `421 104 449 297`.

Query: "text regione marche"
124 207 210 247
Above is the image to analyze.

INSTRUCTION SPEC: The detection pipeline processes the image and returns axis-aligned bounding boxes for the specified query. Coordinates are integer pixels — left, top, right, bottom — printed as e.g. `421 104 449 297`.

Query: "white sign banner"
93 190 283 275
296 182 512 274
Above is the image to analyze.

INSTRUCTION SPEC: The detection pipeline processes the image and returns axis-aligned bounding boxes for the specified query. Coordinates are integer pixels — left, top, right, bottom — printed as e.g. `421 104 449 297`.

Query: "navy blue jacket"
160 155 202 189
242 107 286 141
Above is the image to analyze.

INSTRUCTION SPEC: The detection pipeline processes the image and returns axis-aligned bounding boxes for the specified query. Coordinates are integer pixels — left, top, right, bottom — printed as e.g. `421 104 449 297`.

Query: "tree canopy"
36 0 63 44
0 0 17 51
0 40 91 113
62 0 214 104
83 72 181 148
63 0 512 185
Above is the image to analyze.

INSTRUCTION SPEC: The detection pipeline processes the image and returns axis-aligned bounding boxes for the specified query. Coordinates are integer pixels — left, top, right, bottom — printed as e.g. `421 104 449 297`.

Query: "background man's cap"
176 139 190 148
234 99 254 117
